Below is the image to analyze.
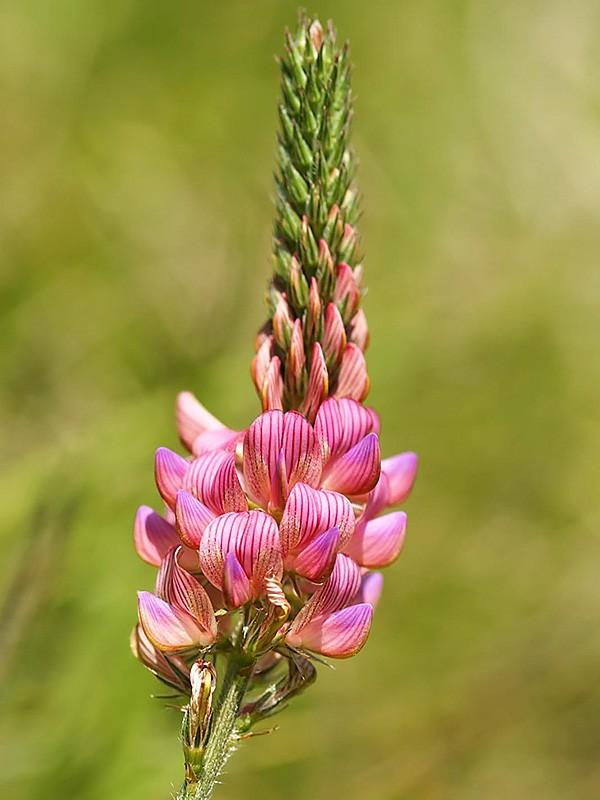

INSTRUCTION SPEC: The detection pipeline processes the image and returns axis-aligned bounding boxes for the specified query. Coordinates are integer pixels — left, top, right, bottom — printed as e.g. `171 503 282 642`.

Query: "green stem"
178 655 253 800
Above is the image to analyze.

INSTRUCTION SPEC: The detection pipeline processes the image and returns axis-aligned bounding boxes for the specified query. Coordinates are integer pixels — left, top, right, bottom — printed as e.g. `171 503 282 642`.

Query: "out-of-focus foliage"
1 2 599 799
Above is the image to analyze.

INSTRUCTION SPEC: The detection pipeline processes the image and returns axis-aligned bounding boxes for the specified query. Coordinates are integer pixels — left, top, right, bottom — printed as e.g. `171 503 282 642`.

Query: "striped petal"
130 624 191 693
199 510 282 601
176 391 224 452
334 343 369 401
137 591 213 652
175 490 215 549
300 342 328 423
155 548 217 640
243 411 321 508
291 527 340 582
281 411 322 491
155 448 188 510
315 397 377 462
289 554 361 634
236 510 282 587
286 603 373 658
223 552 253 608
134 506 180 566
243 411 284 506
279 483 355 557
344 511 407 568
183 450 246 515
321 432 381 496
382 452 418 505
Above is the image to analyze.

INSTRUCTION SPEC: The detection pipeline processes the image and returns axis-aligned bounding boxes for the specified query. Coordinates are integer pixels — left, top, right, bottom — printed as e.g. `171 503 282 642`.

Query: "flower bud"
271 292 294 350
182 660 217 776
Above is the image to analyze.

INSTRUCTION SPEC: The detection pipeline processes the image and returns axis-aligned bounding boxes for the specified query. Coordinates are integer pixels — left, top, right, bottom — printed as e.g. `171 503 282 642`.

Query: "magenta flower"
131 16 419 799
137 394 416 658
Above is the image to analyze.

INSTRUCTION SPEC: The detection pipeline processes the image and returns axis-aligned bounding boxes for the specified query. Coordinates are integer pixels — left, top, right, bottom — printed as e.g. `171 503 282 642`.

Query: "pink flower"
136 393 417 660
285 555 373 658
137 547 217 651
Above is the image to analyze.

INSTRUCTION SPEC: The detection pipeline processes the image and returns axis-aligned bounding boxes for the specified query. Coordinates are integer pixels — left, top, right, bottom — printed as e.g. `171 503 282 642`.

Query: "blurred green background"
1 1 599 798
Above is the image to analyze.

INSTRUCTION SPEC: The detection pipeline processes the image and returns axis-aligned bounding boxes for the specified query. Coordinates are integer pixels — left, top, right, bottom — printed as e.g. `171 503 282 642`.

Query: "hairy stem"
178 655 253 800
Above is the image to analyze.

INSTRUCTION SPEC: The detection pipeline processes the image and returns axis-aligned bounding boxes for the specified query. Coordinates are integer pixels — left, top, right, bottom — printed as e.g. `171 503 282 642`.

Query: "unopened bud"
271 292 294 349
182 660 217 776
289 255 309 309
317 239 335 297
306 277 323 343
333 262 361 323
309 20 324 53
286 318 306 395
300 216 319 269
339 223 358 262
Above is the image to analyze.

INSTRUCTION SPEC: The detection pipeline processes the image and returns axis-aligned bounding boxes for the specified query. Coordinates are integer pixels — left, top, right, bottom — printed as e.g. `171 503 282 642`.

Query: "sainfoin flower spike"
131 14 418 800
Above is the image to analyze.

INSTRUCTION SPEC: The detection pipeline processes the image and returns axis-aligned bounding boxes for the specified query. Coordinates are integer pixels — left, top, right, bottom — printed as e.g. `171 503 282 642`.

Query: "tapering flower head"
131 13 419 795
250 16 369 419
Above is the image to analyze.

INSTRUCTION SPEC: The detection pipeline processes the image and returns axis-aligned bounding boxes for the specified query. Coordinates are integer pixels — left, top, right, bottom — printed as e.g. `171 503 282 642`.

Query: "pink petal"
183 450 246 515
134 506 180 566
289 554 361 634
155 448 188 510
155 548 217 638
279 483 355 556
361 472 391 522
137 591 214 652
315 397 377 462
322 303 347 368
176 391 224 452
300 342 328 423
286 603 373 658
175 490 215 549
321 432 381 496
291 527 340 582
199 510 282 597
235 510 282 587
354 571 384 607
334 343 369 401
243 411 321 508
344 511 407 568
243 411 284 506
131 624 191 691
191 428 241 457
281 411 322 491
223 552 253 608
382 452 418 505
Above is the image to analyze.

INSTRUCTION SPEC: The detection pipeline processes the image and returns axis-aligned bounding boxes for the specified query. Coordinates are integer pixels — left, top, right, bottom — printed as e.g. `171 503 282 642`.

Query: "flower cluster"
134 393 416 670
131 14 418 797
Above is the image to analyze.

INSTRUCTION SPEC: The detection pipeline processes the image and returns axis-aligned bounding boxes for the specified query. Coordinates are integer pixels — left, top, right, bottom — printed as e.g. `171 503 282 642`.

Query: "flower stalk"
178 655 254 800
